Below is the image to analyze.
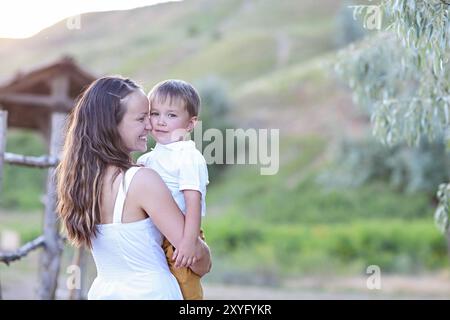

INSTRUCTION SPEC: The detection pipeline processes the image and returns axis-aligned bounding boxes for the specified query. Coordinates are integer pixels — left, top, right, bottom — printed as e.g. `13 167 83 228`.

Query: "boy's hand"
172 237 198 268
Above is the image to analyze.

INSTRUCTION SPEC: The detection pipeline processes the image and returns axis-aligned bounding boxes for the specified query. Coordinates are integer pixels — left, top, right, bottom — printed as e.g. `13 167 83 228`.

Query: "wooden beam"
0 110 6 196
4 152 58 168
38 112 66 300
0 93 73 111
50 75 70 100
0 235 45 265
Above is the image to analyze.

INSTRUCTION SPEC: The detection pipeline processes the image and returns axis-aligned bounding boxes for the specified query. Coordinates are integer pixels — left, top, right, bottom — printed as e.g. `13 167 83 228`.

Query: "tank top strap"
112 166 142 224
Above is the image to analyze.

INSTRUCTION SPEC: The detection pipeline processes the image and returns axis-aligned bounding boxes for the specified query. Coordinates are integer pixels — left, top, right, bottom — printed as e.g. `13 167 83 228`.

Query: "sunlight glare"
0 0 179 38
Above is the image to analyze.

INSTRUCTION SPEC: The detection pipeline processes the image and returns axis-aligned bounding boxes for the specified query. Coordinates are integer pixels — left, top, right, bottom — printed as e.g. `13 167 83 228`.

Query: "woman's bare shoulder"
132 167 165 191
134 167 161 183
131 167 174 215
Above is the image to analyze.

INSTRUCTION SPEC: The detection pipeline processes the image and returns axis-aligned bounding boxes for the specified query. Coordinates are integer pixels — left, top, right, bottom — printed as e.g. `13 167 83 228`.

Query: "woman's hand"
189 237 212 277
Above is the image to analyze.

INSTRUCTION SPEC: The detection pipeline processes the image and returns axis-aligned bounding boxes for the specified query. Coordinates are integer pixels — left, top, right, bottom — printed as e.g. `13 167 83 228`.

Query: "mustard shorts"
162 230 206 300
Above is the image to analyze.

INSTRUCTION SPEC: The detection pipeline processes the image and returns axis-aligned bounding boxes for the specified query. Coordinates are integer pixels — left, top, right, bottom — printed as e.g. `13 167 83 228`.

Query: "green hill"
0 0 352 211
0 0 339 90
1 0 356 210
0 0 359 139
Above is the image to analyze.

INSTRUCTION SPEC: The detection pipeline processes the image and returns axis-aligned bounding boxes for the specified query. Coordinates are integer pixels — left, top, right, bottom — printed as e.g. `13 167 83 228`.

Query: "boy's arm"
183 190 202 239
173 190 202 268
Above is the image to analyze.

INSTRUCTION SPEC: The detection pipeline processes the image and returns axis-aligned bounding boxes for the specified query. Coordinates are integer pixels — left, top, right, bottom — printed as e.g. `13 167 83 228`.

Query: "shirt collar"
154 140 196 151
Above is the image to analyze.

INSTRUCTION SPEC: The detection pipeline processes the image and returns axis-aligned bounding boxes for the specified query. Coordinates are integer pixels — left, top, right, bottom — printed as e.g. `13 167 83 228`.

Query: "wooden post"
38 112 66 300
0 110 7 196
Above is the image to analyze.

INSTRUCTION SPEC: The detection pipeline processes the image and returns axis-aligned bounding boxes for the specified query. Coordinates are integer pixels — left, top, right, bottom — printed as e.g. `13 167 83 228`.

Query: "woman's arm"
134 168 212 277
134 168 185 248
190 238 212 277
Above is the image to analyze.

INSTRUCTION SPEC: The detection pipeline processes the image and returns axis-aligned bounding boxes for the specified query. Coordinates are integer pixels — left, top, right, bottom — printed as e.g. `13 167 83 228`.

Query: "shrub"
318 135 450 195
204 216 449 276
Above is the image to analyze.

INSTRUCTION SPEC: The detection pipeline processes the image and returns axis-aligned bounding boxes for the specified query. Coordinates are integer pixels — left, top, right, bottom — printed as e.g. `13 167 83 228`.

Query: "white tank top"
88 167 182 300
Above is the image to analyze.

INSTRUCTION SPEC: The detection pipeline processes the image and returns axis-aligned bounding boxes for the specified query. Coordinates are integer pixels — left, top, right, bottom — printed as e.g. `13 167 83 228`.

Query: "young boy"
137 79 209 300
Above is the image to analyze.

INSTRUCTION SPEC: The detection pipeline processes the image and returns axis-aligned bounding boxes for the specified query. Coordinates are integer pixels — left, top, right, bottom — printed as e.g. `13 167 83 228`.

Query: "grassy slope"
0 0 343 209
0 0 339 86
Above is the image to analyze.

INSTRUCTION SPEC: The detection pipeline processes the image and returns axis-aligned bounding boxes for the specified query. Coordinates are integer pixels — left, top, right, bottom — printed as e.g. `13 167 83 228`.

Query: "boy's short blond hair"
148 79 200 117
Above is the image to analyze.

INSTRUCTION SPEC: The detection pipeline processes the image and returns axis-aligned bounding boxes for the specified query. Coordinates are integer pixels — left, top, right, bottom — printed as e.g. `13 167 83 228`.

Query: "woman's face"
117 89 151 153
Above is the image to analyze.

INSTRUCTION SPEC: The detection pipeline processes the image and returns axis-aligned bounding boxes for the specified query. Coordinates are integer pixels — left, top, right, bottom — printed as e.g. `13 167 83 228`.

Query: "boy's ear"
187 116 198 132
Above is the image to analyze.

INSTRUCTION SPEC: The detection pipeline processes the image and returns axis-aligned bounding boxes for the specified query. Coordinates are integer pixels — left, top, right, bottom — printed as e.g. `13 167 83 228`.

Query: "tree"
335 0 449 232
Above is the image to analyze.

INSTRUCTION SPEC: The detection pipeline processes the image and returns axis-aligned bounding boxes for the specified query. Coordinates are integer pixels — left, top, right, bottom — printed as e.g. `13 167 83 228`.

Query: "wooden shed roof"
0 56 96 133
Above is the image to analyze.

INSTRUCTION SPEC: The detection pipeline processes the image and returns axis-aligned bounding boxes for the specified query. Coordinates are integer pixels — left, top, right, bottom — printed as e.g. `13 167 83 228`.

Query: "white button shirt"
137 140 209 216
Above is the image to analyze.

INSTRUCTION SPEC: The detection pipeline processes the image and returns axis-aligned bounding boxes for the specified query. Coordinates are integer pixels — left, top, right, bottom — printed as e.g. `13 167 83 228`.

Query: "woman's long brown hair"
56 76 141 248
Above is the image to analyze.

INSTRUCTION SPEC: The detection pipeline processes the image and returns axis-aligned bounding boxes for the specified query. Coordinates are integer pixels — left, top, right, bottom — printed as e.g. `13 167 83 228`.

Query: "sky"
0 0 180 38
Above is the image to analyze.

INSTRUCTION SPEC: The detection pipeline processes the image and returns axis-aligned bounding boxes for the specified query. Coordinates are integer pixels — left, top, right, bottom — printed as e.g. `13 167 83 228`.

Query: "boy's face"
149 97 197 144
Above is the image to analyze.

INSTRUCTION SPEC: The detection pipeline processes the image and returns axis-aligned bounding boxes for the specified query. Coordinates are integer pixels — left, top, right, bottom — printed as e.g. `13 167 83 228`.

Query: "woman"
56 76 211 299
